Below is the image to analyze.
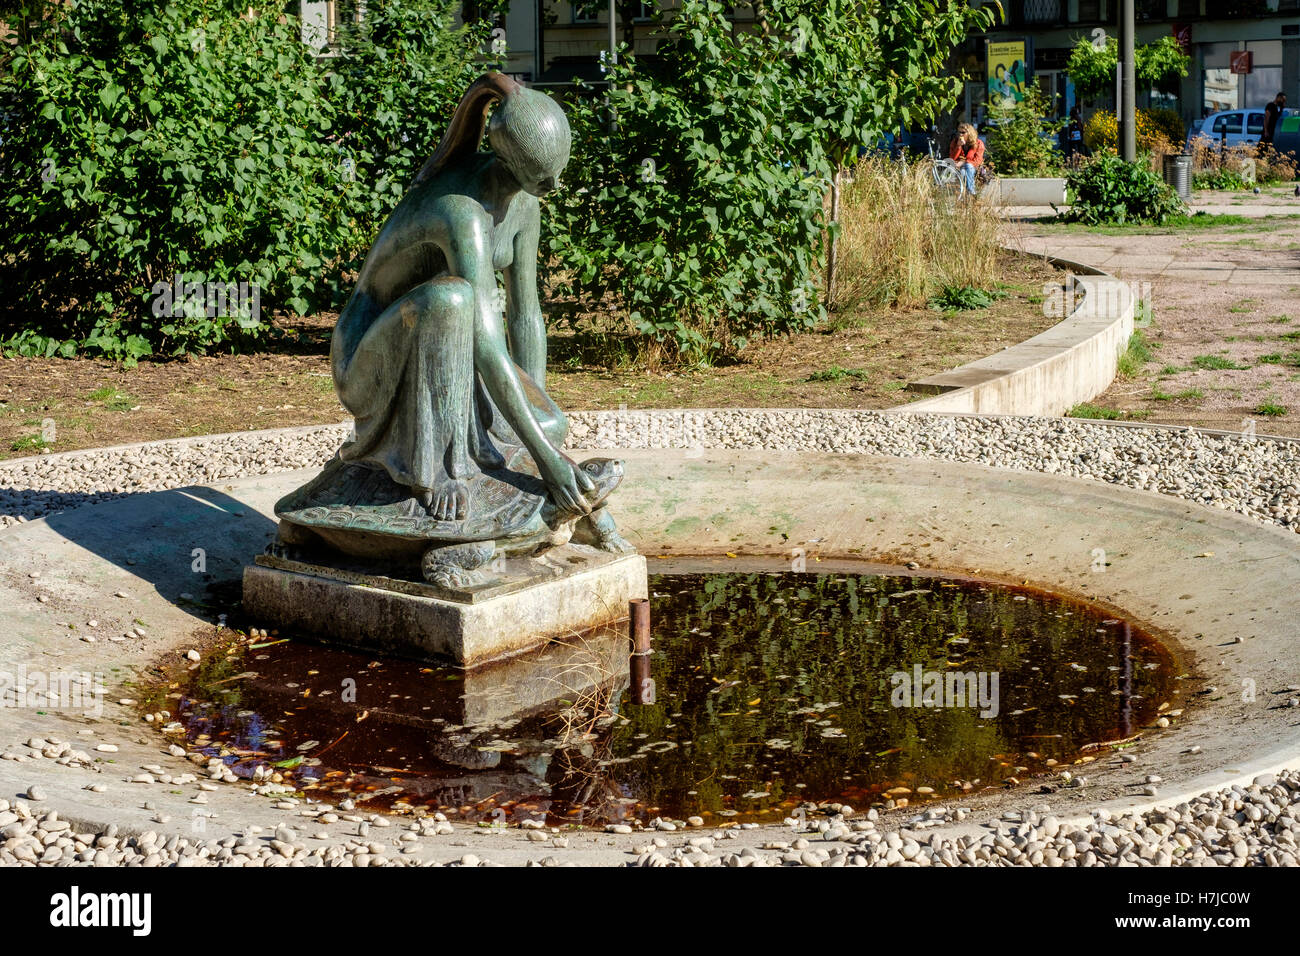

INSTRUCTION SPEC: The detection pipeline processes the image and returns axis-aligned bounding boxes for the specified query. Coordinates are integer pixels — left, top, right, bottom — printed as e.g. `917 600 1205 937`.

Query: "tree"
1066 35 1190 102
546 0 997 361
766 0 998 302
327 0 489 241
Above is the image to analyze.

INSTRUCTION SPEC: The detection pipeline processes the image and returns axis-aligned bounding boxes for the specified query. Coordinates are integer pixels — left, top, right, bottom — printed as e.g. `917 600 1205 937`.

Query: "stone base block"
242 549 647 667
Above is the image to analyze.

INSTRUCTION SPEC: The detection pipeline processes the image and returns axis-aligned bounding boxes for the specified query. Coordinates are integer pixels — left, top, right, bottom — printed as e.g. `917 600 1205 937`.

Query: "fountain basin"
0 448 1297 846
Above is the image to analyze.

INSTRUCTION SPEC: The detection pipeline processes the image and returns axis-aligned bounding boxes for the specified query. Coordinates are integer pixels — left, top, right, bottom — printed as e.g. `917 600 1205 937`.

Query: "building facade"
296 1 1300 129
973 0 1300 126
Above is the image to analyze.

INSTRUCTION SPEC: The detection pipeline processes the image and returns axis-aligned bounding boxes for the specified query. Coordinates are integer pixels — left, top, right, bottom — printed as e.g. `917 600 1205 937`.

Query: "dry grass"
1187 138 1299 184
830 157 1003 313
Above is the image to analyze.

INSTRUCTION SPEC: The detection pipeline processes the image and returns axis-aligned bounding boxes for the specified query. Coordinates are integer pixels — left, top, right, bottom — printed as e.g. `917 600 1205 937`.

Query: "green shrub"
984 86 1064 177
0 0 484 361
327 0 488 240
546 17 829 361
0 0 367 359
1193 169 1248 191
928 285 1005 312
1059 155 1186 225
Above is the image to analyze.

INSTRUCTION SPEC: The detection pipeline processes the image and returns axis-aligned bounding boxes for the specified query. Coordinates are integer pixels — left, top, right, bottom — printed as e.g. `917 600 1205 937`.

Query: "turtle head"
578 457 624 509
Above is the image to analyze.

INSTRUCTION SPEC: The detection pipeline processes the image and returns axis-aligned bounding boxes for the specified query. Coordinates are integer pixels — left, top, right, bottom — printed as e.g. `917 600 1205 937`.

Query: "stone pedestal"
242 545 647 667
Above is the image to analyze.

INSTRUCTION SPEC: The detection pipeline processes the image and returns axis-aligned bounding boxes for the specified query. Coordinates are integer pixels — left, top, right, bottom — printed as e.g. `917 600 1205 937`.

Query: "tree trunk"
826 166 843 311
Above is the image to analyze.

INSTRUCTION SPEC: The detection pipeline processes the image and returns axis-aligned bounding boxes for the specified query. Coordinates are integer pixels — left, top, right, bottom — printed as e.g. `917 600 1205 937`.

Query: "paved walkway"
1005 197 1300 222
998 198 1300 436
1007 196 1300 286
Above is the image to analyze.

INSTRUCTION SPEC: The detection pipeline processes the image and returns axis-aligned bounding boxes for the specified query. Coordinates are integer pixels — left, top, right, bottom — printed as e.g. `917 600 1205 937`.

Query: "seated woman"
948 123 986 196
330 73 594 523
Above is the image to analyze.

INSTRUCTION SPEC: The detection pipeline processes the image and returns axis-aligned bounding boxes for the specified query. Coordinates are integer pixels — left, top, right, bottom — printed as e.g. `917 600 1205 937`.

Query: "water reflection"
164 571 1179 826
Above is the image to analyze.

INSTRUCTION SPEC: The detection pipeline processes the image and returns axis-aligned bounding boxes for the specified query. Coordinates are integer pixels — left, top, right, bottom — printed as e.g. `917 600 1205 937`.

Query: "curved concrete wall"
898 254 1135 417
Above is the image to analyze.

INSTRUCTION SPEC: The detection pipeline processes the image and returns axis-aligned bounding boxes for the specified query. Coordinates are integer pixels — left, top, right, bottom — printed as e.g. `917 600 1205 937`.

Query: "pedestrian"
949 123 985 196
1263 91 1286 145
1065 106 1085 159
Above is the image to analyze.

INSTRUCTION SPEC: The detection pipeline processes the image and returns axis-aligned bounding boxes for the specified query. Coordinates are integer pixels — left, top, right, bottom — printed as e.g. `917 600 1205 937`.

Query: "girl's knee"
404 278 475 332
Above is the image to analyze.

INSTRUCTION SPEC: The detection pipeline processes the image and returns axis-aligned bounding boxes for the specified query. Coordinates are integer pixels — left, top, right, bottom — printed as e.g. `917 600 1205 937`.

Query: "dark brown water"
161 570 1180 826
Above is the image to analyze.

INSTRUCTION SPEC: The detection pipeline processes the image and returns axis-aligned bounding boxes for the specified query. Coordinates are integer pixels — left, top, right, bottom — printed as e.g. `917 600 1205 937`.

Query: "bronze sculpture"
269 73 633 590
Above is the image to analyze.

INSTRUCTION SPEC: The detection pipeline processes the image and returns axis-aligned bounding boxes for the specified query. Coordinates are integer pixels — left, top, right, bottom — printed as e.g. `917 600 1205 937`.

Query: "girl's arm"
504 197 547 386
438 198 593 514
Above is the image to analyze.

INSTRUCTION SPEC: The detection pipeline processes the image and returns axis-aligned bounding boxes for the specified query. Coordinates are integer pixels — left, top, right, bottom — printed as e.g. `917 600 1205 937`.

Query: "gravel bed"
2 755 1297 866
626 769 1300 867
2 411 1297 533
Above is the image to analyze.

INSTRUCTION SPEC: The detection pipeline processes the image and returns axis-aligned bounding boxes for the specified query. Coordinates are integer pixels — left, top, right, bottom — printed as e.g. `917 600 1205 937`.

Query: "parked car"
1186 109 1266 150
1271 108 1300 158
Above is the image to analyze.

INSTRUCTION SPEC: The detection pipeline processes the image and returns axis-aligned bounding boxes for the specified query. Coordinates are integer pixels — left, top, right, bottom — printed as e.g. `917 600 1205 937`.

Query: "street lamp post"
608 0 617 67
1119 0 1137 162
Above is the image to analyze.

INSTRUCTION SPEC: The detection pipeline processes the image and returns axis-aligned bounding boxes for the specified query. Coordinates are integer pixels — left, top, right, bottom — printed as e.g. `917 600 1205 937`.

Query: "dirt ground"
0 252 1061 459
1024 201 1300 438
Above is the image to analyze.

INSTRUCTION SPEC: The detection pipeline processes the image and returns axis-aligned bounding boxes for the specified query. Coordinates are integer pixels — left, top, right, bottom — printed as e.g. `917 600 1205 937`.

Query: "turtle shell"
275 444 548 543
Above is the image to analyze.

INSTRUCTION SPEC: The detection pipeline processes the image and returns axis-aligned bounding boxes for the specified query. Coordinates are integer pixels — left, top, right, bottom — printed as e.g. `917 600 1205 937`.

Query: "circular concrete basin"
1 449 1297 852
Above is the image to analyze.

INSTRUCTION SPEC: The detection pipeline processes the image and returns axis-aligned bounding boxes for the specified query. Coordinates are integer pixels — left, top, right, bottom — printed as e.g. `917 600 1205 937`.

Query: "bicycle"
930 131 999 200
926 133 963 194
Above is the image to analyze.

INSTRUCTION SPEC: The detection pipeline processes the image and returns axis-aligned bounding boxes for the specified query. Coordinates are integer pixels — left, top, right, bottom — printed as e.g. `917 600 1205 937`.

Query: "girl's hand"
541 454 595 516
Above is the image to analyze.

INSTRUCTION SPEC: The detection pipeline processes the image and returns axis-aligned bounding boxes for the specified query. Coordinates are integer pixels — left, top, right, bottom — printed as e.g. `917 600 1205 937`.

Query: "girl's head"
489 86 572 197
957 123 976 145
413 73 571 195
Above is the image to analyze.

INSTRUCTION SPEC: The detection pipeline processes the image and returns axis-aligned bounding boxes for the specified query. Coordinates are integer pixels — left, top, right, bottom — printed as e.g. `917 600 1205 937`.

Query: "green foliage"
1255 402 1288 417
1067 402 1141 420
1137 36 1192 88
548 0 994 361
0 0 362 358
1116 330 1152 378
984 86 1063 177
1065 35 1190 101
0 0 484 361
1059 155 1186 225
327 0 488 238
546 6 826 360
1193 169 1248 190
927 285 1005 311
1192 354 1247 370
806 366 869 382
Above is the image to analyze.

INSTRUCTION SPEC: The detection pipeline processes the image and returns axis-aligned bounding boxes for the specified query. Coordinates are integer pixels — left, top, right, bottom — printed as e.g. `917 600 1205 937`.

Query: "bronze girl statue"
271 73 631 588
